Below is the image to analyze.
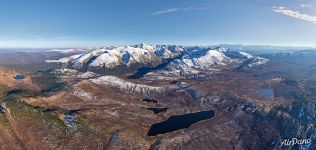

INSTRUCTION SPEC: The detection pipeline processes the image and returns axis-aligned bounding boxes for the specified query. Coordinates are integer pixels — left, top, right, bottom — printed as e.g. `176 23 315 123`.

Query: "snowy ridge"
159 47 269 75
67 43 184 69
46 44 269 76
220 48 269 67
45 54 83 63
72 87 93 100
48 48 87 54
90 76 165 95
51 68 100 79
246 57 269 67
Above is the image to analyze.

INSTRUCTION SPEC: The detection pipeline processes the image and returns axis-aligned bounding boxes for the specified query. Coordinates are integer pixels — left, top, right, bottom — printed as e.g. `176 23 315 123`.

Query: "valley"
0 44 315 149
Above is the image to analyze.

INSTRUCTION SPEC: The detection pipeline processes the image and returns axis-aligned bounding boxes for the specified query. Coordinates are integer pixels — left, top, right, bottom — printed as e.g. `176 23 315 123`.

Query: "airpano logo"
280 138 311 147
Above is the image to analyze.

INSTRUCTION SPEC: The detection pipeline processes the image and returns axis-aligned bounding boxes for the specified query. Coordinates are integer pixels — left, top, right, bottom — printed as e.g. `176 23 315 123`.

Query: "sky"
0 0 315 48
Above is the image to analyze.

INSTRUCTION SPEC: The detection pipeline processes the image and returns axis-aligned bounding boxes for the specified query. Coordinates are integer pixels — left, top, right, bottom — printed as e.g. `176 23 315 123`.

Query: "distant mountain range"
45 43 269 76
216 44 316 55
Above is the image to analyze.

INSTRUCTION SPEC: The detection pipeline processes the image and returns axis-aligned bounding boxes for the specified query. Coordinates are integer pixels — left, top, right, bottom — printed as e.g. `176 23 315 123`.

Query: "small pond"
143 98 158 103
257 88 273 98
13 74 25 81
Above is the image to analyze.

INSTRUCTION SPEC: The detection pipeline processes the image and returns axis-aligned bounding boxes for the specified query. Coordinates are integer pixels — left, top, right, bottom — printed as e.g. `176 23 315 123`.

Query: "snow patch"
90 76 165 95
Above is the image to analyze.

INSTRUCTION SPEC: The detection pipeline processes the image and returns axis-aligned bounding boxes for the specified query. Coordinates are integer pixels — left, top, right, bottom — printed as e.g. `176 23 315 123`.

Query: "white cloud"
299 3 312 8
152 7 208 16
152 8 179 16
182 7 208 11
273 7 316 24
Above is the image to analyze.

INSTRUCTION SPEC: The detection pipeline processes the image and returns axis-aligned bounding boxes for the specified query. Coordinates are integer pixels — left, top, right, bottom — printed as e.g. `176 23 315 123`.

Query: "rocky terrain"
0 44 315 150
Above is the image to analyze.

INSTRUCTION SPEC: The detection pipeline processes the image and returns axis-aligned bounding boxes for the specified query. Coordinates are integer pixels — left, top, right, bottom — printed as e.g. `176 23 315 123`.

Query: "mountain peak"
45 44 269 76
134 43 152 49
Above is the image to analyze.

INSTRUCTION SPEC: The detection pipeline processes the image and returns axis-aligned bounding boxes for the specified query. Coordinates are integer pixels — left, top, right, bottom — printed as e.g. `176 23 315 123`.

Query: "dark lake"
147 110 214 136
257 88 273 98
143 98 158 103
13 74 25 81
42 108 57 113
147 107 168 114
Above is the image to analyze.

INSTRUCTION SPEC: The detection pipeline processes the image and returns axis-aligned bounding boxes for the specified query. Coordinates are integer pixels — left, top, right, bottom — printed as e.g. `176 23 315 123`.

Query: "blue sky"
0 0 315 48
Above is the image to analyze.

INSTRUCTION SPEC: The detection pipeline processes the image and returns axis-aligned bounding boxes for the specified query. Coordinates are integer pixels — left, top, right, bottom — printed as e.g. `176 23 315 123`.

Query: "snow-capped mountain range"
158 47 268 76
47 43 183 68
46 43 269 76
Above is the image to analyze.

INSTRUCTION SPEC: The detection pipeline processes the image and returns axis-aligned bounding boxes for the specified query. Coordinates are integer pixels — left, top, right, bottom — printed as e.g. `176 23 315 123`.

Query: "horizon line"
0 43 316 49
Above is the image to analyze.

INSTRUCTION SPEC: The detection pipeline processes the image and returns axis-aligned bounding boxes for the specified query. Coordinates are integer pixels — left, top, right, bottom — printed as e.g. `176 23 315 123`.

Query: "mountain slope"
157 47 269 76
46 44 269 76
